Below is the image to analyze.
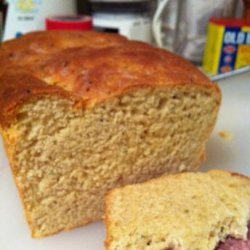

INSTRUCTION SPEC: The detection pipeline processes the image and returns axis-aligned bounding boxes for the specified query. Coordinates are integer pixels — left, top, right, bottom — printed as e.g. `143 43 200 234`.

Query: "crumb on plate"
219 131 234 141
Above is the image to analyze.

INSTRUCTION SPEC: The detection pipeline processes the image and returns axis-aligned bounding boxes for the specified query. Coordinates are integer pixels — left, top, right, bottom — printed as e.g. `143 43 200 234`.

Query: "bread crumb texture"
105 170 250 250
3 86 218 237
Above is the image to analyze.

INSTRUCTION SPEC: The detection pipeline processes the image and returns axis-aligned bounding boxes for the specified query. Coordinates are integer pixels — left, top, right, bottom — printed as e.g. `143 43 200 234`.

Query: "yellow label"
203 23 225 75
242 26 250 32
17 0 36 13
235 44 250 69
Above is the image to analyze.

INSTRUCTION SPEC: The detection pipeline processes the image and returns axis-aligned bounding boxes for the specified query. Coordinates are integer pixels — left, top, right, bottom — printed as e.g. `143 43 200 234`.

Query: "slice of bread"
0 32 220 237
105 170 250 250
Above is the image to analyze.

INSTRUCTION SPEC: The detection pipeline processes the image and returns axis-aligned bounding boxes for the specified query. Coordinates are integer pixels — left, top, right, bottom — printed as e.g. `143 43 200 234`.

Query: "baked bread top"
0 31 221 128
105 170 250 250
0 31 127 65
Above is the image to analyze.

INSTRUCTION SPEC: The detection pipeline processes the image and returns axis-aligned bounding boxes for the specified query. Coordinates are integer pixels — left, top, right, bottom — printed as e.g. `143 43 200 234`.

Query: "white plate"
0 73 250 250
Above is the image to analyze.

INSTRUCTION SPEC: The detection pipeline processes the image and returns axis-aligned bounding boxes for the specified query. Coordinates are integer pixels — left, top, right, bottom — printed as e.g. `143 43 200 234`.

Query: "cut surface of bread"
0 32 221 237
105 170 250 250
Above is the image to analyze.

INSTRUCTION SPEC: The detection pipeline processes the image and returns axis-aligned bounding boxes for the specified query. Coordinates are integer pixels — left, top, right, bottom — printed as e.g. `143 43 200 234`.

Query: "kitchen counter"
203 72 250 175
0 72 249 250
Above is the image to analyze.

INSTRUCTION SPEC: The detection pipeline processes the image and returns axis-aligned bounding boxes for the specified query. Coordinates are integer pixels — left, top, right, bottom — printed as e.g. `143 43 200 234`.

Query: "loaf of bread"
0 31 220 237
105 170 250 250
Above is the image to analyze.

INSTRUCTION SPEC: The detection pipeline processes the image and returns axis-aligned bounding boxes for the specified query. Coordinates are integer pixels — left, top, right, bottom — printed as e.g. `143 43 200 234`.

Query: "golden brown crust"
0 31 127 80
0 31 127 64
0 73 77 127
0 31 221 128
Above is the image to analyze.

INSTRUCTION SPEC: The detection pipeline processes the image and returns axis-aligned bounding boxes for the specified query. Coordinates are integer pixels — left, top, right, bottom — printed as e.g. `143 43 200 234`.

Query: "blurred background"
0 0 249 74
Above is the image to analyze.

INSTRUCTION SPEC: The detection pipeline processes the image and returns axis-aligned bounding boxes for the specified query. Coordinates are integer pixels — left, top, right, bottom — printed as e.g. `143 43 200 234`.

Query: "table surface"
0 72 249 250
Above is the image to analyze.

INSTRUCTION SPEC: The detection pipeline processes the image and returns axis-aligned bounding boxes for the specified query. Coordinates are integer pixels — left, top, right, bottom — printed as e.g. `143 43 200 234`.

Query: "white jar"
3 0 76 41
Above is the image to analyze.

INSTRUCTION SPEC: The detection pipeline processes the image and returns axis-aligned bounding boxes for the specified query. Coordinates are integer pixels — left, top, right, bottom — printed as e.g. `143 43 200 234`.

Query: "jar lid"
46 16 93 31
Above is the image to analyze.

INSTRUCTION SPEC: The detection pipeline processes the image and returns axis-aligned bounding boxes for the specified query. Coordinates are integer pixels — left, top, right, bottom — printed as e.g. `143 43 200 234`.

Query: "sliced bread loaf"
0 32 220 237
105 170 250 250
